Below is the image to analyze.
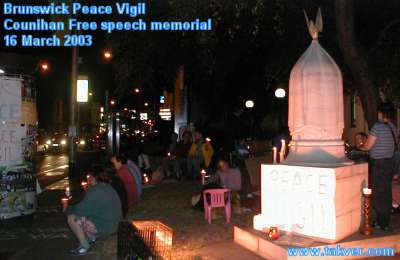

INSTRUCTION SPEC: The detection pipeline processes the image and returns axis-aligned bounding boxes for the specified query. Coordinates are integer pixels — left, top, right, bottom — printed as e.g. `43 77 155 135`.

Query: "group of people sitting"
64 154 143 256
162 130 214 181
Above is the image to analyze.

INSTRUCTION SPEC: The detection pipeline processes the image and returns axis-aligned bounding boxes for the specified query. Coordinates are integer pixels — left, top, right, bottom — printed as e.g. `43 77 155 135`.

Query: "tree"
334 0 379 127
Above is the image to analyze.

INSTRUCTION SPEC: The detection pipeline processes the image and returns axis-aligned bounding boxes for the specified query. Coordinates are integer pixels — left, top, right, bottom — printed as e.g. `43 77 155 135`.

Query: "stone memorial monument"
253 9 368 243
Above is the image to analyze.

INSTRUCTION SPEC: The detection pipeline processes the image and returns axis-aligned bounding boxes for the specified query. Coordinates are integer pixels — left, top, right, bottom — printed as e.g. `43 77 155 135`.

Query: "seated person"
126 153 143 197
187 131 214 180
349 132 369 162
96 164 129 218
235 138 250 160
65 166 122 256
163 131 192 179
111 155 138 208
192 157 242 211
216 158 242 192
355 132 368 150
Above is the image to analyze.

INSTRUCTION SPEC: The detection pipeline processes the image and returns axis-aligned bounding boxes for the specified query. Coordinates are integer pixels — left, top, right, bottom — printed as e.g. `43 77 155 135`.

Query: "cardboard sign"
0 78 22 165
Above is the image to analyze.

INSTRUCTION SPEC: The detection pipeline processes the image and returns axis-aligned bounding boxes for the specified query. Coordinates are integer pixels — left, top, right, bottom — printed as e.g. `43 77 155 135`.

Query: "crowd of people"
64 154 144 256
63 128 247 256
64 102 400 256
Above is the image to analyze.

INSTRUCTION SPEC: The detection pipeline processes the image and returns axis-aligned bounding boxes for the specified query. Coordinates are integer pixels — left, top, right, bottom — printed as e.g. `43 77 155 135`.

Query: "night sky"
0 0 399 133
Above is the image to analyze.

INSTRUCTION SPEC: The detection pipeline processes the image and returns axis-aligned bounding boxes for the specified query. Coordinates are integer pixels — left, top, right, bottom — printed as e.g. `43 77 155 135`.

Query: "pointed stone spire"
284 8 352 166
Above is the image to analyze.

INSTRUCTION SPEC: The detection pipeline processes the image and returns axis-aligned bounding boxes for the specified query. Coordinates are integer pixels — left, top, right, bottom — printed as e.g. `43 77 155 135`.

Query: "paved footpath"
2 181 400 260
0 190 99 260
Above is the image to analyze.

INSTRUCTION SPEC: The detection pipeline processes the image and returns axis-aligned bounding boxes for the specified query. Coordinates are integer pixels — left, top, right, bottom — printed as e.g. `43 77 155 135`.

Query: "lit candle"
65 187 70 197
272 147 277 164
268 226 279 240
81 181 88 191
61 197 69 211
86 174 92 185
201 169 207 185
280 139 286 155
363 188 372 195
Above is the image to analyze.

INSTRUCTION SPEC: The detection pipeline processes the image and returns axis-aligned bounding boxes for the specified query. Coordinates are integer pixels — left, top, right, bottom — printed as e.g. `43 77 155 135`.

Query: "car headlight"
46 140 52 145
79 140 86 145
61 140 67 145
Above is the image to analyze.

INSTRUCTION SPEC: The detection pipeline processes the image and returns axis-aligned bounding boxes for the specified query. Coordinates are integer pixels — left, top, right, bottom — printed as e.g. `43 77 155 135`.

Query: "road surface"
35 154 69 190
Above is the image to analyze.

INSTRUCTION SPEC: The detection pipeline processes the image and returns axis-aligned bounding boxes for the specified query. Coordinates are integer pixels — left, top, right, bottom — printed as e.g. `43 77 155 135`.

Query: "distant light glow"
140 113 148 121
103 50 112 59
77 79 89 103
275 88 286 98
0 69 5 74
40 63 49 71
245 100 255 108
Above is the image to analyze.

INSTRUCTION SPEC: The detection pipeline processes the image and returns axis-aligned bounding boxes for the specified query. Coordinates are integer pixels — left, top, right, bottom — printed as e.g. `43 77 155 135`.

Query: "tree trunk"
334 0 379 128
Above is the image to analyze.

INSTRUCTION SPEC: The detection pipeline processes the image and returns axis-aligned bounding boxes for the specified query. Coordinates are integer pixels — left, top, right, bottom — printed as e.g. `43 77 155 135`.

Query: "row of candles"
272 140 286 164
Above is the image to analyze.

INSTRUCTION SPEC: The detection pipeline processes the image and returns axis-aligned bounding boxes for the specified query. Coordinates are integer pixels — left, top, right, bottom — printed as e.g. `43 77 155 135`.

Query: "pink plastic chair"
203 188 231 224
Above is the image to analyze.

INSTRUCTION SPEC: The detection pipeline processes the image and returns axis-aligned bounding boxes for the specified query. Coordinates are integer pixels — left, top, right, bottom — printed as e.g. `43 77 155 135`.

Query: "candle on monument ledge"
363 188 372 195
268 226 279 240
272 147 277 164
280 139 286 155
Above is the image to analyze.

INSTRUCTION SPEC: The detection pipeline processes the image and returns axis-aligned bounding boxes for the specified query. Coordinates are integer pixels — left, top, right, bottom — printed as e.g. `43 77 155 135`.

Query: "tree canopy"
108 0 400 135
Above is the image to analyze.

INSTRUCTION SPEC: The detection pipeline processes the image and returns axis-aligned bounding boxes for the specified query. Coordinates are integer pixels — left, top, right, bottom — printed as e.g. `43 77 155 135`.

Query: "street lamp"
103 50 113 60
144 102 149 107
40 62 49 72
275 88 286 98
134 88 140 93
0 68 5 74
245 100 255 139
110 99 116 106
245 100 255 109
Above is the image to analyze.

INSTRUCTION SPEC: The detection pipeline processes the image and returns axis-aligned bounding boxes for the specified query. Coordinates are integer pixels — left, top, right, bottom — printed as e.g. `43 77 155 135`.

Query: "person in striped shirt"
360 102 398 232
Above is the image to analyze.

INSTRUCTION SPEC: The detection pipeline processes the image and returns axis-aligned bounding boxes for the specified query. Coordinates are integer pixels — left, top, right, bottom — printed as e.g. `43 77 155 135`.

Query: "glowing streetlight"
110 99 116 106
245 100 255 109
0 68 5 74
89 92 93 96
134 88 140 93
103 50 113 59
144 102 149 107
275 88 286 98
40 62 49 72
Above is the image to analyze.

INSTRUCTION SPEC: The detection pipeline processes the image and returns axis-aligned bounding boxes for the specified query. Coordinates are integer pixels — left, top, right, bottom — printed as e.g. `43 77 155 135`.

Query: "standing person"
187 131 214 180
360 102 398 232
65 166 122 256
111 155 138 208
